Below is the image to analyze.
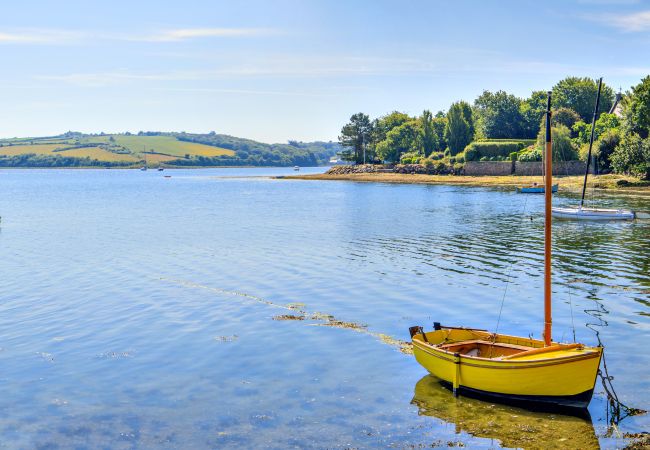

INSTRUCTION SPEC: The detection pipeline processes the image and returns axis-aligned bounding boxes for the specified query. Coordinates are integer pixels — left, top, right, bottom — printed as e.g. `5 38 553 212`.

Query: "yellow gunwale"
413 339 601 369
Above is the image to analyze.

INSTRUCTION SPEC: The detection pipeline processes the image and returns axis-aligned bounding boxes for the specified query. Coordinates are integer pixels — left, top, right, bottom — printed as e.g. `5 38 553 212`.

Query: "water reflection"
412 375 599 449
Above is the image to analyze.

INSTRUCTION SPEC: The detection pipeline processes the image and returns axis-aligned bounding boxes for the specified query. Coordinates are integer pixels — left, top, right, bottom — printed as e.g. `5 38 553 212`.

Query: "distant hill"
0 131 341 167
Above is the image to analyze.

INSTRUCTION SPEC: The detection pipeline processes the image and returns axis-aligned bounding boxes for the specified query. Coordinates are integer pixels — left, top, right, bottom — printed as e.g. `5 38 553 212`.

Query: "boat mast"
580 77 603 208
544 91 553 347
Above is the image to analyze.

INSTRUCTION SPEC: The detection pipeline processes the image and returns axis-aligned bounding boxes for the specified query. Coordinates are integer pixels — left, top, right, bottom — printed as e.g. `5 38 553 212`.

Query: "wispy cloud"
131 28 277 42
0 27 277 45
586 9 650 32
577 0 640 5
35 57 438 86
0 29 85 44
155 87 329 97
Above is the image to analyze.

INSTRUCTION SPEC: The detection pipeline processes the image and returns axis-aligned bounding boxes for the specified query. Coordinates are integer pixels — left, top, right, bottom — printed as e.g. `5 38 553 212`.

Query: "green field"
86 135 234 158
0 134 235 165
57 147 141 162
0 144 65 155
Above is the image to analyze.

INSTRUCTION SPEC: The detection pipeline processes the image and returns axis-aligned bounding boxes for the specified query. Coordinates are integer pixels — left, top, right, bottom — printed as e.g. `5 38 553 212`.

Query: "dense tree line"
0 153 132 167
174 132 339 166
338 76 650 179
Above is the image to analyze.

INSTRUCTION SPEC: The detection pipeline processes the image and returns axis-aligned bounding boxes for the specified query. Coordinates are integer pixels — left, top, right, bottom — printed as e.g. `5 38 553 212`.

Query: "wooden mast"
544 91 553 346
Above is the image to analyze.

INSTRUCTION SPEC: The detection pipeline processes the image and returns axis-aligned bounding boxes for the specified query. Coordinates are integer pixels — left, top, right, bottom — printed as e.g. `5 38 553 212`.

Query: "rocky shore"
326 163 460 175
282 166 650 194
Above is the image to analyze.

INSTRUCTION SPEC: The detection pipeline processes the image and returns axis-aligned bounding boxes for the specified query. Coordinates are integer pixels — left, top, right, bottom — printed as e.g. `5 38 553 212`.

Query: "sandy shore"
281 173 650 195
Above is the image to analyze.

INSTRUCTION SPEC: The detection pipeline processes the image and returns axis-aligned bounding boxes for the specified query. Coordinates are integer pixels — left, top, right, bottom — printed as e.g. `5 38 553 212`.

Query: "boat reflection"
411 375 599 449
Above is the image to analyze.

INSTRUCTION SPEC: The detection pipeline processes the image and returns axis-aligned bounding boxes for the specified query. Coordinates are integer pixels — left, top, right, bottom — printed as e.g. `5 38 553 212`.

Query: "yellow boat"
410 92 603 410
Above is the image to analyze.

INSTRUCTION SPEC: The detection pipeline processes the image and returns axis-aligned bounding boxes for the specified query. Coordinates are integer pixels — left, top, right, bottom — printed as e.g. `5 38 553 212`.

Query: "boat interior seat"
437 339 535 358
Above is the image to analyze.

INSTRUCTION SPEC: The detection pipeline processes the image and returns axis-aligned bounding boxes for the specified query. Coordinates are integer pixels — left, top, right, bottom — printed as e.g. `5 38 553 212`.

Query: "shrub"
579 129 622 171
464 146 479 162
519 147 543 162
462 141 526 161
611 133 650 179
509 151 518 161
535 124 579 161
399 151 422 164
596 129 622 173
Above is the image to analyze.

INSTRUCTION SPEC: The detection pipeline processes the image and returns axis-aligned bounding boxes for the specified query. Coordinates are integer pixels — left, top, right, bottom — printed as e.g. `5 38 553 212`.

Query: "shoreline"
0 165 328 170
281 173 650 195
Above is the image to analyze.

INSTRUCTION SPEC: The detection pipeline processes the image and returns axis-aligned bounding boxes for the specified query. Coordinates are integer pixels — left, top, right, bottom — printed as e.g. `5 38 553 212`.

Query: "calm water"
0 168 648 449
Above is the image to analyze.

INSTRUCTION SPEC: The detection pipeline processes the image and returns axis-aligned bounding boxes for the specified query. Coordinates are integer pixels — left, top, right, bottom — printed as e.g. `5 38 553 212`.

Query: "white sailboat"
552 207 634 220
551 78 635 221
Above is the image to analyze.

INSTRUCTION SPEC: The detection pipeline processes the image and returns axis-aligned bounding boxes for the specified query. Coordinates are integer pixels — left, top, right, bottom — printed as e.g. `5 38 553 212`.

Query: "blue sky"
1 0 649 142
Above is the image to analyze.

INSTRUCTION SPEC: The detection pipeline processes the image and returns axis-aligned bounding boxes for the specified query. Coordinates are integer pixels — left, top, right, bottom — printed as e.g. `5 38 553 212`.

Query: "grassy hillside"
86 135 234 158
0 132 340 167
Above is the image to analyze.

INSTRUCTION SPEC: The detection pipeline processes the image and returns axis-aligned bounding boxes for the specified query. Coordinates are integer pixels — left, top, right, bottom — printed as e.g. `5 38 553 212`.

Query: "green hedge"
479 138 536 145
463 141 527 161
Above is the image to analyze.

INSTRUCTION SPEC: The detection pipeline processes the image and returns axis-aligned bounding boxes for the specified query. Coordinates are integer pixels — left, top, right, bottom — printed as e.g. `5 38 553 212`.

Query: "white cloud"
0 27 277 45
128 28 277 42
577 0 640 4
588 10 650 31
35 57 438 86
0 29 85 44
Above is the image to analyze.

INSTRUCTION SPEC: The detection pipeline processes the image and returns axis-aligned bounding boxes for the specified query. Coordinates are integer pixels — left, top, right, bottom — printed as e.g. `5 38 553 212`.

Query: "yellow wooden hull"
411 328 602 409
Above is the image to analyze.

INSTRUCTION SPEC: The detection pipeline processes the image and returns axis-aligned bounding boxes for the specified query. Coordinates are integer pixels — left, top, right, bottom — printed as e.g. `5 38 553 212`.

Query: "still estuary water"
0 168 648 449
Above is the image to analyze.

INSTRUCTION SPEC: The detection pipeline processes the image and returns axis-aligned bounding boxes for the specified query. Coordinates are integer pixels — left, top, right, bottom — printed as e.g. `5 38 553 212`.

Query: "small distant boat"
158 166 164 171
552 207 634 220
140 166 147 171
517 183 558 194
293 166 300 171
164 175 171 178
410 92 603 411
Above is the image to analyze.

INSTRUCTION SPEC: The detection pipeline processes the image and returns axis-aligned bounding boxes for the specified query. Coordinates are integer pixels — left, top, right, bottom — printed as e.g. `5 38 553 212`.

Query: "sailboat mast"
580 77 603 208
544 91 553 347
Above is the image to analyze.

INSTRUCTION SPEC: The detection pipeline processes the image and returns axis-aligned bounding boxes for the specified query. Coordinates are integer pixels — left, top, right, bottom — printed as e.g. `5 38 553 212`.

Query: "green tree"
370 111 412 157
552 107 581 131
372 111 411 143
445 101 474 155
520 90 547 139
338 113 373 163
432 117 447 152
595 129 622 173
376 120 422 162
420 110 437 156
536 124 579 161
572 113 621 145
461 101 475 139
623 75 650 139
611 133 650 179
473 90 523 139
552 77 615 122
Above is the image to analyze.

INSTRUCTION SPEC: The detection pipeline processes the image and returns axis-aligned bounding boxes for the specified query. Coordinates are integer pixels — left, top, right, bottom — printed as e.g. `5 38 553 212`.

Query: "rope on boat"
583 292 647 428
567 286 577 343
490 194 531 357
597 333 647 429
